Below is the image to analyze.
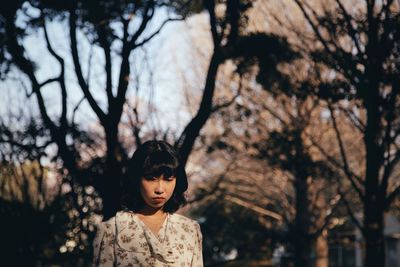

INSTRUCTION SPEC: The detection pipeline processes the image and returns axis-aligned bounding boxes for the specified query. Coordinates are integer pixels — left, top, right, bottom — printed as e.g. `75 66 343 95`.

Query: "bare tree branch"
307 133 364 184
97 25 114 109
38 77 60 88
293 0 361 82
225 195 283 221
186 174 225 204
4 16 55 132
211 74 243 112
71 96 85 126
69 9 106 124
128 1 155 49
42 15 68 128
338 187 364 233
204 0 221 47
135 17 184 48
334 0 363 55
338 105 366 132
312 193 341 237
292 0 333 54
329 103 365 200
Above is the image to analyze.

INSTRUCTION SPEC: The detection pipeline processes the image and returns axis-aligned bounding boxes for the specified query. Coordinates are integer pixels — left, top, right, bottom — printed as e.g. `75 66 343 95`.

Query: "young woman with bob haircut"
92 140 203 266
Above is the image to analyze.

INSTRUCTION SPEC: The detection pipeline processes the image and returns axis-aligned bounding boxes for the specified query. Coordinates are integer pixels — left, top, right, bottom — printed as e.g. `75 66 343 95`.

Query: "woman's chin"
145 202 165 210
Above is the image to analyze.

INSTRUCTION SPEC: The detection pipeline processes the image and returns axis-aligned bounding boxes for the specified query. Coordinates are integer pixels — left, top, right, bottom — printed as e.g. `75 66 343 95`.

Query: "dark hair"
120 140 188 213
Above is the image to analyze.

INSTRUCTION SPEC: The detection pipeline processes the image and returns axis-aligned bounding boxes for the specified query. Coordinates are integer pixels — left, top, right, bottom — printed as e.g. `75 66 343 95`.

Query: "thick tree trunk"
292 129 313 267
102 122 123 219
362 121 386 267
364 228 385 267
364 202 385 267
363 79 385 266
293 175 312 267
363 17 385 263
101 164 122 220
294 237 312 267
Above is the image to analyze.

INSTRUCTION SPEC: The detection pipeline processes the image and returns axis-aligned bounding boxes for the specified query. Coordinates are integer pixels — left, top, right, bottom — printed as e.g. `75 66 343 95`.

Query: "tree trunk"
363 99 385 267
293 174 312 267
364 203 385 267
102 121 122 219
294 237 312 267
176 51 222 165
101 164 122 220
293 129 313 267
363 84 385 267
315 230 328 267
363 31 385 265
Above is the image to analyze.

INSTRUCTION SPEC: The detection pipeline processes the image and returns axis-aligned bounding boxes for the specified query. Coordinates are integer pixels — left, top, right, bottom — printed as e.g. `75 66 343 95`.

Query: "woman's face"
140 174 176 211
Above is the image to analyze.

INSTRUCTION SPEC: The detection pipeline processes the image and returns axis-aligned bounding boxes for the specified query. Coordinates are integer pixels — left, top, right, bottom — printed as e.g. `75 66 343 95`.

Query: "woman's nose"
155 180 164 194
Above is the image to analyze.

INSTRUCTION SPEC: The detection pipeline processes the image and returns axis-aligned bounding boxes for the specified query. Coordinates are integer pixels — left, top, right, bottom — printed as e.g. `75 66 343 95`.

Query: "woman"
92 140 203 267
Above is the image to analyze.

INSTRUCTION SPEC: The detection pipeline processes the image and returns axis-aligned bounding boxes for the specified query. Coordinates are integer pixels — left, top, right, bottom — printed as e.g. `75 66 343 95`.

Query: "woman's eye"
165 176 176 181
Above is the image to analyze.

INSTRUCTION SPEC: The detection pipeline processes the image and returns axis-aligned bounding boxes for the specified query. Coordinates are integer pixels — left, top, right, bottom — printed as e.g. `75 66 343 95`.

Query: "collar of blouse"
115 211 176 263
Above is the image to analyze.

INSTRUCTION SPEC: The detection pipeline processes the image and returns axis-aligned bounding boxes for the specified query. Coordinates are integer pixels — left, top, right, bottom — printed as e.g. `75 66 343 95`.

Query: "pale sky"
0 6 211 141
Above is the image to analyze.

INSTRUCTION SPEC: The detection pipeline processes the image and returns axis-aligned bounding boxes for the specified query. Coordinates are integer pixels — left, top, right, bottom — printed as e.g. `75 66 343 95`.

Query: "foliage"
192 196 274 265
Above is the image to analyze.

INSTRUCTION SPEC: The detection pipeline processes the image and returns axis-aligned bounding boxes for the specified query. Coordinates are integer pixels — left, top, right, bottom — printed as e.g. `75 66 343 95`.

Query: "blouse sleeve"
191 222 203 267
92 221 116 267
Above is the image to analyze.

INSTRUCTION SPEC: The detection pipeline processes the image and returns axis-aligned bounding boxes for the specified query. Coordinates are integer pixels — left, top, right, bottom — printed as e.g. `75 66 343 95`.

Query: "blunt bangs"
142 151 179 178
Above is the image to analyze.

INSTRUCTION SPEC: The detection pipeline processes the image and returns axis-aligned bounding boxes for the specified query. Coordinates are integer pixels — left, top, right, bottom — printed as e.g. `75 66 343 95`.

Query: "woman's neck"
138 206 166 217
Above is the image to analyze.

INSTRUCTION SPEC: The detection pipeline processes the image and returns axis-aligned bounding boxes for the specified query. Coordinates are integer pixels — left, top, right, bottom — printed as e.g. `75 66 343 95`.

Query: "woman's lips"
152 197 165 202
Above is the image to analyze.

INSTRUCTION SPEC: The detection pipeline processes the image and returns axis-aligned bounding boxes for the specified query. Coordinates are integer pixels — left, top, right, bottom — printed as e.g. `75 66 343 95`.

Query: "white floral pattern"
92 211 203 267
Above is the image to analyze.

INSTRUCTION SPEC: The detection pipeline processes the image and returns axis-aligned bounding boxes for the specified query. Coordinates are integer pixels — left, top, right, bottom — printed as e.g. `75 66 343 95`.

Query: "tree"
1 0 298 216
198 81 349 267
0 1 301 264
168 2 344 266
1 0 183 218
0 109 102 266
257 0 400 266
0 0 253 219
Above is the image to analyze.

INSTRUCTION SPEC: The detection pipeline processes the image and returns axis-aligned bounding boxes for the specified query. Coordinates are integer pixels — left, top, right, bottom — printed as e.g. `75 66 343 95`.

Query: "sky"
0 4 211 142
0 4 215 210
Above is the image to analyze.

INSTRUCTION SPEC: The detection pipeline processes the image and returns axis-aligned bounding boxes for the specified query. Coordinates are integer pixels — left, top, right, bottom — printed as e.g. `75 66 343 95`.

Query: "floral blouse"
92 211 203 267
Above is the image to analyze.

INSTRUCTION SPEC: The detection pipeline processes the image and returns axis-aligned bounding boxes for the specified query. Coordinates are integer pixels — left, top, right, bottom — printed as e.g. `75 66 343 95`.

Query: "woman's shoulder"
97 211 132 230
99 210 127 222
170 213 200 227
169 213 202 240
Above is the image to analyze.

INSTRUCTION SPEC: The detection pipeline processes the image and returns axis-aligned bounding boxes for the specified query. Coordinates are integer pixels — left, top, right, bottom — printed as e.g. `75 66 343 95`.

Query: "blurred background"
1 0 400 266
